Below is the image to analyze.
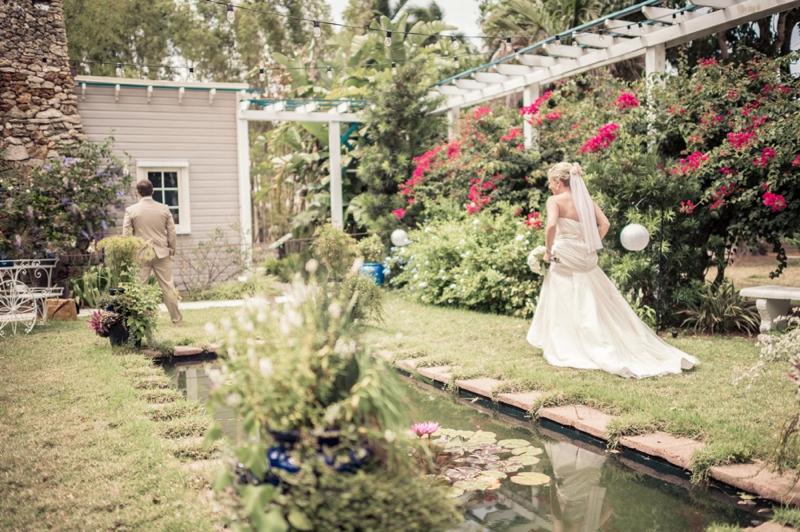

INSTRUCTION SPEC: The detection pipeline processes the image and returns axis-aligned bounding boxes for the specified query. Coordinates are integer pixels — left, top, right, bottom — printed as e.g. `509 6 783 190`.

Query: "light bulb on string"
391 62 397 75
626 25 632 35
313 20 321 38
572 31 578 46
555 34 561 46
226 3 235 23
115 62 123 77
259 67 265 82
599 29 605 41
638 22 644 34
513 47 520 58
326 66 332 79
454 55 459 69
505 37 512 52
672 13 677 21
451 35 459 50
188 67 195 82
384 30 392 47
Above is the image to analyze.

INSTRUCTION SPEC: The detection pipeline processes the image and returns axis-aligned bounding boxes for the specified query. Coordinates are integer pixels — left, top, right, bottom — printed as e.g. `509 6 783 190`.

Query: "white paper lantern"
620 224 650 251
391 229 409 247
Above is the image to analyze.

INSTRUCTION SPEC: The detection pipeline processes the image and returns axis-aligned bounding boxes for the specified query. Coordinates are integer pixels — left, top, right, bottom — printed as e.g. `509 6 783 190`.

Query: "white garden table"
739 285 800 333
0 259 63 336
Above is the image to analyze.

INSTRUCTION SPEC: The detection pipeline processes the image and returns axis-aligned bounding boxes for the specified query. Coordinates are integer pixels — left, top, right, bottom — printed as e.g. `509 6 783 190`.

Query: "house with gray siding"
74 76 252 290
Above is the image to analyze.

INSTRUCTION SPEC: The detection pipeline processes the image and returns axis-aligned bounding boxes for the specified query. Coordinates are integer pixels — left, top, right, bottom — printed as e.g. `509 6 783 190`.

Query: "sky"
327 0 484 43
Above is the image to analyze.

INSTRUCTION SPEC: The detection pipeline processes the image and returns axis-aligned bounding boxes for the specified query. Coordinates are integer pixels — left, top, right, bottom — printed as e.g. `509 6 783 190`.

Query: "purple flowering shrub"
0 138 131 259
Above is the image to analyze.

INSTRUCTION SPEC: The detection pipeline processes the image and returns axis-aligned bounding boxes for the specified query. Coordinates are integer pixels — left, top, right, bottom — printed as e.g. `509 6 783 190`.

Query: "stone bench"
739 285 800 333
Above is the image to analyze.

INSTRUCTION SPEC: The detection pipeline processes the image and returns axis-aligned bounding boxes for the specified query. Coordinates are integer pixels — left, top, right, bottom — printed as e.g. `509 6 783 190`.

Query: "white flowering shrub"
734 317 800 389
387 205 546 318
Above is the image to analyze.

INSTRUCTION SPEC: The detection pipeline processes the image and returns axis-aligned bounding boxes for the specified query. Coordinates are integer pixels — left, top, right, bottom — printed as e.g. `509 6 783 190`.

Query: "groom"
122 179 183 324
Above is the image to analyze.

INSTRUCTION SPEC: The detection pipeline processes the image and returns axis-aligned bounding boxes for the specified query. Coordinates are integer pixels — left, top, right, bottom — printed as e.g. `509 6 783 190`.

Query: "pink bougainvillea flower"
472 107 491 120
679 200 695 214
520 91 553 116
698 58 717 67
392 208 406 220
709 181 739 210
792 154 800 167
762 190 787 212
727 131 755 150
670 151 709 176
516 143 524 151
615 93 640 110
500 127 522 142
580 123 619 153
525 212 542 230
753 147 776 167
719 167 739 176
411 421 440 437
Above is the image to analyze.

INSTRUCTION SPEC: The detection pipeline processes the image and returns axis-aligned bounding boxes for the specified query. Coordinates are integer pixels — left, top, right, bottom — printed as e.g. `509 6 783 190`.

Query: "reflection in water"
173 362 239 441
546 443 610 532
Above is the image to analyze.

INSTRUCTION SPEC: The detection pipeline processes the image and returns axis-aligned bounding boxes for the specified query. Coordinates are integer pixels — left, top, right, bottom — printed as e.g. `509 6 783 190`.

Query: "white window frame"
135 161 192 235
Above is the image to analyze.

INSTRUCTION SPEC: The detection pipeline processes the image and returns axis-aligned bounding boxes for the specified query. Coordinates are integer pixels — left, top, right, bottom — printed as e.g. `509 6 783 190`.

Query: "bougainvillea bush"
0 138 131 259
398 105 544 223
388 205 546 318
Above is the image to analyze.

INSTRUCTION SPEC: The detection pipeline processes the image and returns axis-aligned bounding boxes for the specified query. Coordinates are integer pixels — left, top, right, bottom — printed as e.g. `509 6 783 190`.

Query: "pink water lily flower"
411 421 440 438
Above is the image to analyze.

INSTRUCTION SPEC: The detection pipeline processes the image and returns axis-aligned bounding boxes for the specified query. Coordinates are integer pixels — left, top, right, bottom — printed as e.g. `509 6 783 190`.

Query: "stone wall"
0 0 85 167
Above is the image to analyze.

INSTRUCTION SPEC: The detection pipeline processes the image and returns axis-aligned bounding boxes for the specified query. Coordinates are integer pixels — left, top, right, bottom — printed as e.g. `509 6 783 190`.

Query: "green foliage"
68 264 113 308
186 274 280 302
0 139 131 260
205 279 458 531
97 235 154 286
263 253 309 283
338 270 385 324
175 224 249 293
311 225 359 281
98 281 162 346
388 205 545 318
680 281 759 334
772 506 800 528
703 525 741 532
690 443 752 484
356 234 386 263
350 63 447 233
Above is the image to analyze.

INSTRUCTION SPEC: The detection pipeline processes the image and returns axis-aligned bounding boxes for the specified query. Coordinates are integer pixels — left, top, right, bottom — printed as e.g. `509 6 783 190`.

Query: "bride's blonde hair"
548 162 582 187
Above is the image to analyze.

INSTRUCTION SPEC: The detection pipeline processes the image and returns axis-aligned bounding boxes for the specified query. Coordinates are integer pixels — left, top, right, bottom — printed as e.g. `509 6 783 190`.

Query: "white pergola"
239 98 365 230
431 0 800 147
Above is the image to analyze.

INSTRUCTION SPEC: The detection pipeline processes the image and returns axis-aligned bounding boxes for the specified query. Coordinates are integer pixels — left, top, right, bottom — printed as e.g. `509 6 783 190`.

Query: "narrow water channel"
168 359 762 531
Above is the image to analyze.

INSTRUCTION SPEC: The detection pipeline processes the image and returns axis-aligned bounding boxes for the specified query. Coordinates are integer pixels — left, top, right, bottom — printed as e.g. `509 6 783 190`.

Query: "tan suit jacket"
122 198 177 259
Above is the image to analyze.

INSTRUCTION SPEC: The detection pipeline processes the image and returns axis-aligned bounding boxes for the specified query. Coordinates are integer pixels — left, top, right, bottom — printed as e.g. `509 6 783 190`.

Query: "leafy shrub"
387 205 545 318
357 234 387 263
98 281 161 346
0 138 131 259
174 224 249 293
206 280 459 530
264 252 309 283
185 274 280 302
311 225 359 281
68 264 112 308
97 235 153 285
679 280 758 334
338 271 384 324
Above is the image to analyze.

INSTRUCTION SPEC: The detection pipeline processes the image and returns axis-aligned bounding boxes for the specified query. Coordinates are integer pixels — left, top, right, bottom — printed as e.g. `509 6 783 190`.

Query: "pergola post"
522 83 540 150
236 90 253 265
328 120 343 230
645 44 666 84
447 107 460 138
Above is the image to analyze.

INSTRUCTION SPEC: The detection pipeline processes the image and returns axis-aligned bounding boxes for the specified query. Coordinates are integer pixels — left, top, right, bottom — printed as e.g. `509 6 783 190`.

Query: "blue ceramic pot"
360 263 384 285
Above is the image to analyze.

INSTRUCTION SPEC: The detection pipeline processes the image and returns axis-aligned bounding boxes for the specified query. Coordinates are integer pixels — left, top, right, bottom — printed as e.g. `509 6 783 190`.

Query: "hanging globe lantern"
620 224 650 251
391 229 409 247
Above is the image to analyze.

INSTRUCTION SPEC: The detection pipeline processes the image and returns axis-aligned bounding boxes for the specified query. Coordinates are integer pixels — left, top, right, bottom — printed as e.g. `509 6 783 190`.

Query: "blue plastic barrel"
360 263 384 286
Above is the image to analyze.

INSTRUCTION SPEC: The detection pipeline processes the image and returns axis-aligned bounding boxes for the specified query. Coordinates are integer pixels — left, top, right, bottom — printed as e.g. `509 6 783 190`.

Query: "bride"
527 162 697 379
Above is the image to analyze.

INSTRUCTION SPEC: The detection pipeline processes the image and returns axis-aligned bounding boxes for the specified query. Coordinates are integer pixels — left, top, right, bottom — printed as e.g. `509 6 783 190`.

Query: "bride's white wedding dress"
527 218 698 379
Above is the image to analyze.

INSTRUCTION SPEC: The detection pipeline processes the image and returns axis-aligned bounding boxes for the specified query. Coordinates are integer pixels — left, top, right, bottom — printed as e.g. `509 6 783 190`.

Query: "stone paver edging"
398 360 800 509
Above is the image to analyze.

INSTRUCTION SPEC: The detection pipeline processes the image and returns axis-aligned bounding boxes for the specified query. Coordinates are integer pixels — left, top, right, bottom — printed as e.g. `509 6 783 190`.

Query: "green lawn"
0 313 221 531
361 293 798 476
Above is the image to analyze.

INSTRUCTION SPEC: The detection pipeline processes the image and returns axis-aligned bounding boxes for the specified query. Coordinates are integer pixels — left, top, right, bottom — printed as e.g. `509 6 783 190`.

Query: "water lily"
411 421 440 438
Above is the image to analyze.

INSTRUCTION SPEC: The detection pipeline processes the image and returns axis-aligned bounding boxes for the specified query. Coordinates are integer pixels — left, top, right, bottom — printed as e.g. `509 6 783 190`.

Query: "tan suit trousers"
141 256 182 324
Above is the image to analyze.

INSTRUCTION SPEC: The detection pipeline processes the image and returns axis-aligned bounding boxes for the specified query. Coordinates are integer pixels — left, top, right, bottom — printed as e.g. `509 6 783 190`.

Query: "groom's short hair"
136 179 154 197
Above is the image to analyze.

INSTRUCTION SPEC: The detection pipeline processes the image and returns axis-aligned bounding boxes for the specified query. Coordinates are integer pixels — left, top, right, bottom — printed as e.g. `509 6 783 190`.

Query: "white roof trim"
75 75 249 91
136 161 190 168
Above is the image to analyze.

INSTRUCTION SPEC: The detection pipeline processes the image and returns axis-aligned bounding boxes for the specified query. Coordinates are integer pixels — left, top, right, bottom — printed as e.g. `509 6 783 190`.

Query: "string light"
572 31 578 46
115 63 122 77
392 61 397 75
313 20 321 38
638 22 644 34
259 67 265 82
555 34 561 46
226 3 235 23
454 55 459 69
384 30 392 46
627 24 632 35
188 67 195 82
451 35 459 50
505 37 512 52
326 66 332 79
599 29 605 41
513 47 520 58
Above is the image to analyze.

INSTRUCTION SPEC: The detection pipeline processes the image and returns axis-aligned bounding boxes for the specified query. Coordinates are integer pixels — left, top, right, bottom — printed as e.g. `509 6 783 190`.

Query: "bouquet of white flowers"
527 246 557 275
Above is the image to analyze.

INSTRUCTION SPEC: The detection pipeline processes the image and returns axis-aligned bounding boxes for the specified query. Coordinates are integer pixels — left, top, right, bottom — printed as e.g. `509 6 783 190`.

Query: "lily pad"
509 472 551 486
443 467 482 482
494 460 524 473
446 487 465 498
469 430 497 440
507 455 541 466
472 444 504 454
453 477 494 492
480 470 508 480
511 446 544 456
497 439 531 449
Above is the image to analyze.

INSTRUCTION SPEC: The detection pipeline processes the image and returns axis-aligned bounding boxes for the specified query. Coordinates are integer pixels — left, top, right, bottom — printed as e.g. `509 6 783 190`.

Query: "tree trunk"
757 17 772 54
717 32 729 60
778 9 798 56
